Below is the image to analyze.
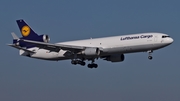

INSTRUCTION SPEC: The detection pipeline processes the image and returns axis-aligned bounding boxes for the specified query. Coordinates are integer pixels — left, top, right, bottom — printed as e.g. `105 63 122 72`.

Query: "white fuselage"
23 32 173 60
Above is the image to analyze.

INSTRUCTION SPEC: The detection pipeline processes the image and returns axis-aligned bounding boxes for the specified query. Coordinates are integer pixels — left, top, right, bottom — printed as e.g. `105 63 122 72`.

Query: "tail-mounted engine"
13 34 50 47
40 34 50 43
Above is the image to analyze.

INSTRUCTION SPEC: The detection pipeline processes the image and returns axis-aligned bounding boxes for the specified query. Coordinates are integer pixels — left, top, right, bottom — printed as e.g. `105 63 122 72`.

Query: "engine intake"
42 35 50 43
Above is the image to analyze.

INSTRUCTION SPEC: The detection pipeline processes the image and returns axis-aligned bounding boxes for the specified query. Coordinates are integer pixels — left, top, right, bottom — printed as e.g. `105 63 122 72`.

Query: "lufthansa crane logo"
21 26 30 37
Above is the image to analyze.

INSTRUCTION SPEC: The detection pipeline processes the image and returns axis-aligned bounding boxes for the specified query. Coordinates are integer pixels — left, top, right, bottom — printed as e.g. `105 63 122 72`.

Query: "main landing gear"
87 59 98 68
87 63 98 68
147 50 153 60
71 59 98 68
71 53 86 66
71 53 98 68
71 60 86 66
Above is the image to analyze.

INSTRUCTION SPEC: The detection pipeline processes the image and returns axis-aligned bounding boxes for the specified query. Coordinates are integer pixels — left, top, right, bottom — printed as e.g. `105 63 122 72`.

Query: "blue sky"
0 0 180 101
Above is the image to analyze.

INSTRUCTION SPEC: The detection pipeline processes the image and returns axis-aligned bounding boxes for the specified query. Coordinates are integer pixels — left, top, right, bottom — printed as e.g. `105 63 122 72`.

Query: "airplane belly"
30 49 61 60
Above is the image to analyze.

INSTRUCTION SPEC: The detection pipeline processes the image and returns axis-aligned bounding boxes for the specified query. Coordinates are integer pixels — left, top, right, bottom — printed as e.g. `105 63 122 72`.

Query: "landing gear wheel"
71 60 77 65
87 64 98 68
147 50 153 60
93 64 98 68
148 56 153 60
71 60 86 66
80 62 86 66
87 64 92 68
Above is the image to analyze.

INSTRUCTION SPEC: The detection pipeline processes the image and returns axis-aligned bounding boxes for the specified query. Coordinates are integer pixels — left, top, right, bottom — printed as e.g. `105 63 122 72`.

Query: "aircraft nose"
170 38 174 43
168 38 174 44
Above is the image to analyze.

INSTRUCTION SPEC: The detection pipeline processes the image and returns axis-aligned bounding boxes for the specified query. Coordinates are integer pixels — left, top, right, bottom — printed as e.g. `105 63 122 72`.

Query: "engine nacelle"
42 34 50 43
13 34 50 47
105 54 125 62
82 48 100 56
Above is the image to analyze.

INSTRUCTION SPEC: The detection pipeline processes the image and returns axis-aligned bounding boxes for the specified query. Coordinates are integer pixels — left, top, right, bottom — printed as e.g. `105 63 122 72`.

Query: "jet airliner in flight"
8 19 173 68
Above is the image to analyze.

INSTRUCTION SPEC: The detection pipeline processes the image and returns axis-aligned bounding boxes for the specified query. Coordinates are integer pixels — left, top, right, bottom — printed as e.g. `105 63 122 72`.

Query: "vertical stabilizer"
16 19 38 39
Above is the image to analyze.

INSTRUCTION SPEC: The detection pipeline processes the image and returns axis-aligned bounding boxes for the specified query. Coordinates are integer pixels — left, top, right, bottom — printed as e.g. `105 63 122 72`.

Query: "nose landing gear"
148 56 153 60
147 50 153 60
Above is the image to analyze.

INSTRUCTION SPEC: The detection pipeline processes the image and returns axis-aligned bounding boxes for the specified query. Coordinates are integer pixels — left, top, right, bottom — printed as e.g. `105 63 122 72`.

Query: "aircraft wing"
20 39 102 53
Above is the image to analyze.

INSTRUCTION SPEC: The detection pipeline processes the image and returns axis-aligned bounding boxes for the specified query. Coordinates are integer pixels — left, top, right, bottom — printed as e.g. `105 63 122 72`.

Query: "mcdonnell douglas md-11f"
8 19 173 68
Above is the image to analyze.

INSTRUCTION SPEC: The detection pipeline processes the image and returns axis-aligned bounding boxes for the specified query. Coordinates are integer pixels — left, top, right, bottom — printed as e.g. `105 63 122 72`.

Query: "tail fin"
16 19 39 39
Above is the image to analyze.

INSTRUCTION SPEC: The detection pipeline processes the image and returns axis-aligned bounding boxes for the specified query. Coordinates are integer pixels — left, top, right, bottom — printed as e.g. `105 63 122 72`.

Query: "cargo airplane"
8 19 174 68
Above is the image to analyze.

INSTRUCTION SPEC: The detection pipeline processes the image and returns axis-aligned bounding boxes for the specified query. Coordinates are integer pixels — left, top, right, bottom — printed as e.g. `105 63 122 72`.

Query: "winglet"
11 32 19 40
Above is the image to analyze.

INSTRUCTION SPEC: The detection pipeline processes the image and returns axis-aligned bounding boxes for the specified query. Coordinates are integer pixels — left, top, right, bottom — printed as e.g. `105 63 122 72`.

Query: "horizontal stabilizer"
11 32 19 40
7 44 35 53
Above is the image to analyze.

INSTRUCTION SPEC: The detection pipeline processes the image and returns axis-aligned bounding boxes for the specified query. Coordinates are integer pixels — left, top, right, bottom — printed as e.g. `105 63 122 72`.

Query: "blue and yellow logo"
21 26 30 37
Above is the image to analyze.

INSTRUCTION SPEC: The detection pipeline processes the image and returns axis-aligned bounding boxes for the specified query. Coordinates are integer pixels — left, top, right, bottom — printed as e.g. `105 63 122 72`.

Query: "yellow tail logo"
21 26 30 37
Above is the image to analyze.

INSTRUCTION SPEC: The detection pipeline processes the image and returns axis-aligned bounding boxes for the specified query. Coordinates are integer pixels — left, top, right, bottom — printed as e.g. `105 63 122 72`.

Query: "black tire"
94 64 98 68
148 56 153 60
81 62 86 66
71 60 77 65
88 64 93 68
77 60 81 64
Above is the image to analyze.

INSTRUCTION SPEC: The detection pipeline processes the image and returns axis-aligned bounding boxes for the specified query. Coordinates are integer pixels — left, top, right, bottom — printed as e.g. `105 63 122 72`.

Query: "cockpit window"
162 35 170 38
